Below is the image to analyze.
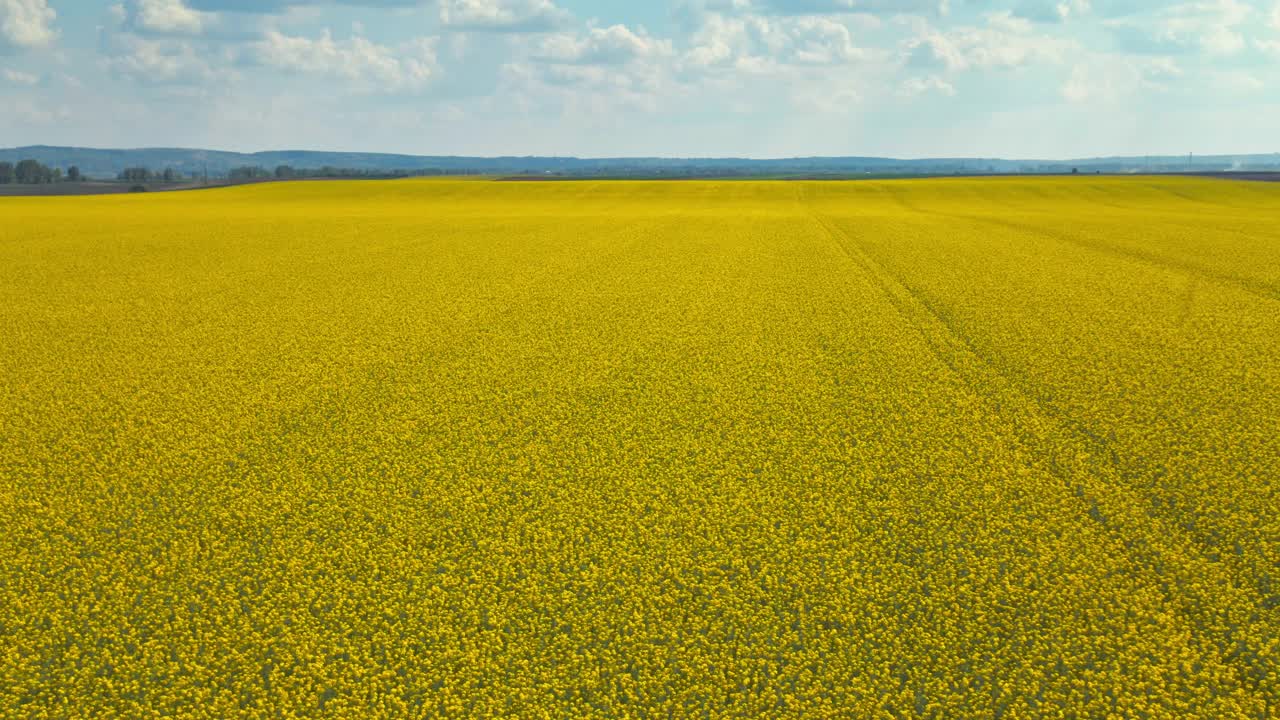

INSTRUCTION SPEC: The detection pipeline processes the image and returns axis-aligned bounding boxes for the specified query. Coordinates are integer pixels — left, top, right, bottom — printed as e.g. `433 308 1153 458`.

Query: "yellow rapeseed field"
1 176 1277 718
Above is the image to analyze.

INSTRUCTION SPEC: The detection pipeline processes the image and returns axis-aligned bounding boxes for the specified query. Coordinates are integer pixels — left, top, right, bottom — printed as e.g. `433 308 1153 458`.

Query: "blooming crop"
1 176 1277 718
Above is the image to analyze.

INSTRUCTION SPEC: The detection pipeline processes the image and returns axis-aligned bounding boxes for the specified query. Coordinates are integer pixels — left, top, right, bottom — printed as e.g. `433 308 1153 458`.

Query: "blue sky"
1 0 1278 157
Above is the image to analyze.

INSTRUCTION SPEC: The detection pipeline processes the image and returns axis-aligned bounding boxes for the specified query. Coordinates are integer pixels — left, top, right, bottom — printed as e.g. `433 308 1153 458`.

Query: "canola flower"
1 176 1277 718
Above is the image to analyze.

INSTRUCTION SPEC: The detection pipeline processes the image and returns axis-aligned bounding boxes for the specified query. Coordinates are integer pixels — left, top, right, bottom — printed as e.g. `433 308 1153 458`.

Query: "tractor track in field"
800 196 1278 698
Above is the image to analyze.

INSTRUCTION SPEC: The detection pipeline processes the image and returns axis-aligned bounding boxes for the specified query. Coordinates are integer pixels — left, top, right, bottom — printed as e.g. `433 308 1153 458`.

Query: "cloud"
1105 0 1252 56
100 3 231 84
905 32 965 70
2 66 37 83
8 99 70 123
117 0 212 35
784 16 863 63
498 54 675 118
1258 3 1280 53
185 0 425 10
497 24 686 117
1255 38 1280 53
1013 0 1091 23
1061 54 1180 102
675 0 944 29
1210 69 1262 93
0 0 57 51
906 12 1073 73
684 13 865 73
710 0 943 15
185 0 299 10
98 1 442 93
439 0 571 32
670 7 893 123
536 25 673 65
101 32 222 84
250 30 438 91
900 74 954 96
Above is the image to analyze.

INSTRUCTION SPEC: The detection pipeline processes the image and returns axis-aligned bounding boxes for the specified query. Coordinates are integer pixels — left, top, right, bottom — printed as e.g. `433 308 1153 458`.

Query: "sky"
1 0 1278 158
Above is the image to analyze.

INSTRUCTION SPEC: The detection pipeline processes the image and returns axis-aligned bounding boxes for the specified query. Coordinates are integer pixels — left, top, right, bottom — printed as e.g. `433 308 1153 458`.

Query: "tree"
67 166 82 182
162 168 177 183
119 167 152 183
14 160 37 183
14 159 56 184
229 165 270 180
275 165 296 179
0 162 12 184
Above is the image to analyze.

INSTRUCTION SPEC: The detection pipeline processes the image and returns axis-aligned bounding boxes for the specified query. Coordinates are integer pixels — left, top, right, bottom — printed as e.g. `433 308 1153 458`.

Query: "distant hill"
3 145 1280 179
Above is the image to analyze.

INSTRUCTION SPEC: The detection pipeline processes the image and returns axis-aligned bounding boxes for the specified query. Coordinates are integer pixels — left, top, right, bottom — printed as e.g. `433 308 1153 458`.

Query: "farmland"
1 177 1277 718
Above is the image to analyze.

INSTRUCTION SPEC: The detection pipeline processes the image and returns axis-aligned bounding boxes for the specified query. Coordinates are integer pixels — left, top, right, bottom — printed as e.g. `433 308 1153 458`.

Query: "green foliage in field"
1 177 1277 718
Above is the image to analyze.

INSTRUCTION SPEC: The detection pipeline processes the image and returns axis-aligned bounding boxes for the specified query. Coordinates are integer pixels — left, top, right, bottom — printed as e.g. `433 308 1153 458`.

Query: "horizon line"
6 144 1280 164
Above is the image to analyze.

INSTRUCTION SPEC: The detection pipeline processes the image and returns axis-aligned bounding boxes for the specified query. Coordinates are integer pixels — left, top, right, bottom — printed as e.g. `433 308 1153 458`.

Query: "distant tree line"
265 165 455 179
1 161 482 186
185 164 450 181
0 159 83 184
113 164 458 183
119 167 183 183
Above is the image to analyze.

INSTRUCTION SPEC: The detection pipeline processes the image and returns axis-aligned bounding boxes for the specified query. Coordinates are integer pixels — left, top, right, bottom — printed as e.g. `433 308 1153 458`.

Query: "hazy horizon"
5 142 1280 163
2 1 1279 158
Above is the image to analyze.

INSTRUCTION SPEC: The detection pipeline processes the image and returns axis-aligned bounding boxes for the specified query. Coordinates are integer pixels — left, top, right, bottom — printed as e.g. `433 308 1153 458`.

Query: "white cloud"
120 0 211 35
497 22 688 118
2 66 37 83
786 16 863 63
669 8 900 127
1061 63 1102 102
536 25 673 65
1106 0 1252 56
0 0 57 51
439 0 571 33
1210 69 1263 93
683 14 739 69
498 56 673 116
102 32 220 84
9 99 70 123
906 12 1073 73
1014 0 1091 23
251 30 438 91
684 13 865 73
791 82 860 113
718 0 943 15
1253 2 1280 53
905 31 965 70
1201 25 1244 53
1061 55 1181 103
900 74 954 96
98 1 229 85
